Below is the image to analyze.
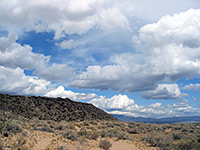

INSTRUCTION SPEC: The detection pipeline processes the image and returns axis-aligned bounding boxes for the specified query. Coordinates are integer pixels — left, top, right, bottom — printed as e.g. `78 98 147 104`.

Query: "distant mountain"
0 94 117 122
112 114 200 124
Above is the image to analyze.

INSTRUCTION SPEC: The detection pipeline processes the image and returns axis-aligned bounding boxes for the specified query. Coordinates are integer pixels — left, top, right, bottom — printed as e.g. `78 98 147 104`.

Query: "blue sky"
1 0 200 118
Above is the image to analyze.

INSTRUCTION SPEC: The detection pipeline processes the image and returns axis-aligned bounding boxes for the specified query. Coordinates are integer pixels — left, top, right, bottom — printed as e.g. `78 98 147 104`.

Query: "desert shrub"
85 130 99 140
77 136 87 144
21 131 28 137
127 128 139 134
100 129 129 140
17 137 27 147
99 139 112 150
78 127 87 136
63 129 78 141
173 125 182 131
172 132 183 140
55 121 75 131
105 122 114 128
3 120 23 135
100 130 107 137
0 121 4 134
75 142 83 150
117 131 129 140
66 122 75 129
57 145 67 150
56 124 66 130
83 121 90 126
143 132 173 148
34 123 54 133
175 139 200 150
90 121 98 125
46 120 56 129
105 128 120 137
37 126 54 133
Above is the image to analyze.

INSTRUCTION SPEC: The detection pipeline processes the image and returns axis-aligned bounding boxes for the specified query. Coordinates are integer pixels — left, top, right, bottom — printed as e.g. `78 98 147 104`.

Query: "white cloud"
0 33 74 83
57 39 74 50
97 7 131 31
45 86 97 101
142 84 187 100
90 94 137 110
69 62 164 92
89 93 200 118
183 84 200 91
34 63 75 83
69 65 125 90
0 32 49 70
70 9 200 93
0 66 50 95
0 0 132 39
148 103 162 108
135 9 200 81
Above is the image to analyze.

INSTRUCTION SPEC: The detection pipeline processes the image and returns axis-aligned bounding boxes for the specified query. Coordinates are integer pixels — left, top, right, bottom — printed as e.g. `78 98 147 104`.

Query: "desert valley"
1 94 200 150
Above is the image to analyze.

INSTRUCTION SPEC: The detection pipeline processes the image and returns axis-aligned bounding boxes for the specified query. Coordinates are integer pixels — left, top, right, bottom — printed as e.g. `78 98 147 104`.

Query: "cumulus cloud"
69 65 126 90
69 63 164 92
135 9 200 81
0 0 132 39
90 94 137 110
0 32 49 70
142 84 187 100
89 93 200 118
0 33 74 83
0 66 50 95
70 9 200 93
183 84 200 91
45 86 97 100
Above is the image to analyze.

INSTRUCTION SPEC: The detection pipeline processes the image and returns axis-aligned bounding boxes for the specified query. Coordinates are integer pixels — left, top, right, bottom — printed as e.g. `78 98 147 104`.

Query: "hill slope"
0 94 117 121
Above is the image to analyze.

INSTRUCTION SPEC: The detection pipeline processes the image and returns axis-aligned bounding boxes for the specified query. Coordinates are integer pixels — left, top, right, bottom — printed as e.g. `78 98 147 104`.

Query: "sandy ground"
2 130 160 150
111 140 143 150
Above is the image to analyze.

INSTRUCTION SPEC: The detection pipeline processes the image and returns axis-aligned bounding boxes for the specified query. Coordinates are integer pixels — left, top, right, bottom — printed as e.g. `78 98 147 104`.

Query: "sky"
1 0 200 118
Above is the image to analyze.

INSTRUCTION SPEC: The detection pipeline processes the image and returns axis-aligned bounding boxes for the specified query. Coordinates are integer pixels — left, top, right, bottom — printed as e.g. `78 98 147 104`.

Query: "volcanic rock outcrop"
0 94 117 122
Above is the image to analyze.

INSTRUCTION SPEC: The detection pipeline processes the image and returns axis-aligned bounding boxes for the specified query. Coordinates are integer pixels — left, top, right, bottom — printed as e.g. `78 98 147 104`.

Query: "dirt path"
33 138 52 150
110 140 141 150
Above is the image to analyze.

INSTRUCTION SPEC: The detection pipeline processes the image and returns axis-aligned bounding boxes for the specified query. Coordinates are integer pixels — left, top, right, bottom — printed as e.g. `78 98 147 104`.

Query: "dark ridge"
0 94 117 122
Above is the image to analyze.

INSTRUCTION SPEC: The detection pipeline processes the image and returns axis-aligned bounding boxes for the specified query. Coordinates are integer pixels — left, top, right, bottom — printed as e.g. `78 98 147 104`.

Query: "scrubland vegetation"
1 110 200 150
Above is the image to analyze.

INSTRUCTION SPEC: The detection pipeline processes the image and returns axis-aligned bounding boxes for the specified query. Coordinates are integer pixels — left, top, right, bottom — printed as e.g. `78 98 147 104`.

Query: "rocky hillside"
0 94 117 122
